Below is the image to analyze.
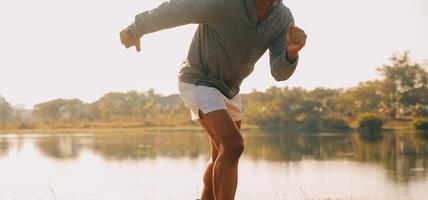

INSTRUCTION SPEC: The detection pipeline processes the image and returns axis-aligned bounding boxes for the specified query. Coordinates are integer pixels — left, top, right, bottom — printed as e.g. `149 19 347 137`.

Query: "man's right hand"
120 25 142 52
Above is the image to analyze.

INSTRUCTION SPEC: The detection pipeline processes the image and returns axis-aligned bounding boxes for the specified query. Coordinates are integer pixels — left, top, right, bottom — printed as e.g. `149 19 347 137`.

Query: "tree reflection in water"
0 137 10 157
1 130 426 183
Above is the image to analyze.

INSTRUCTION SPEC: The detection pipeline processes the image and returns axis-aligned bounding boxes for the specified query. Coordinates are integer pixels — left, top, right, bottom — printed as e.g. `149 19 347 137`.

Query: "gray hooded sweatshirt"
134 0 298 99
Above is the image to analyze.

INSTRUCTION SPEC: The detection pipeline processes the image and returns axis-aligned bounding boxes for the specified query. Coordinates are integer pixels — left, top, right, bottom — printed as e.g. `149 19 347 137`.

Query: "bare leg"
200 139 218 200
200 119 241 200
198 110 244 200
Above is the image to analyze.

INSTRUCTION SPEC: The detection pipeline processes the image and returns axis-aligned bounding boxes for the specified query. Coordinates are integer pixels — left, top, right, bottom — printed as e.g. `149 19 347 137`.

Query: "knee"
203 161 215 184
220 135 244 160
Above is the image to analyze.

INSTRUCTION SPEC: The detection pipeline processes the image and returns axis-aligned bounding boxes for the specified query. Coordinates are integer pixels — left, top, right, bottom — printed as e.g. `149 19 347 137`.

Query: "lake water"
0 130 427 200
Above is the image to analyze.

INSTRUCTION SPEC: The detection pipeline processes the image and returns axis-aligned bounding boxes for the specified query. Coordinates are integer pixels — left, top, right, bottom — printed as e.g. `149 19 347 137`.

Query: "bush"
414 119 428 130
320 116 350 132
297 116 321 132
358 113 383 133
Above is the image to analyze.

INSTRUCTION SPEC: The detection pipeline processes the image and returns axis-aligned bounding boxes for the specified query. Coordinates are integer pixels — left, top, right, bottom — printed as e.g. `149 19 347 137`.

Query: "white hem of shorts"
178 80 242 122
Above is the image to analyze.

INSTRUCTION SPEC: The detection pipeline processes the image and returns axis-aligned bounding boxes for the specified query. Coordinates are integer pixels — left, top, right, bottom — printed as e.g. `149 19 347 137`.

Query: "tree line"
1 52 427 131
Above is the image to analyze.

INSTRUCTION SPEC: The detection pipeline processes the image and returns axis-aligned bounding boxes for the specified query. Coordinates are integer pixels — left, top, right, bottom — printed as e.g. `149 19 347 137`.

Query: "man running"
120 0 306 199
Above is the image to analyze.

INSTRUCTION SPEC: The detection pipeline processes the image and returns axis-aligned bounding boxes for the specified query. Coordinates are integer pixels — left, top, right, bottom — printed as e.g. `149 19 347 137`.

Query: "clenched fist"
120 24 142 52
285 24 307 61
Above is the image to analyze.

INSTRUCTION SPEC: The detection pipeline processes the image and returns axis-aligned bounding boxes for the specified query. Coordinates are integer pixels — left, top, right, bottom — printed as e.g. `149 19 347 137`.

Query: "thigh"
198 109 243 149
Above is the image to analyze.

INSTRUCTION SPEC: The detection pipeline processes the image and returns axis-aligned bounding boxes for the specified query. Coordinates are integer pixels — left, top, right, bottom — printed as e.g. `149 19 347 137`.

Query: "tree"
377 52 428 118
0 95 13 123
334 81 383 118
33 99 90 123
377 51 428 92
244 87 323 131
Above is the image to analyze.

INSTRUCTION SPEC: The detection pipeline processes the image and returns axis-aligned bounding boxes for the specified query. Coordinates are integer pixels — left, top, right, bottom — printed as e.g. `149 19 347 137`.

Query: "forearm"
269 29 299 81
270 51 299 81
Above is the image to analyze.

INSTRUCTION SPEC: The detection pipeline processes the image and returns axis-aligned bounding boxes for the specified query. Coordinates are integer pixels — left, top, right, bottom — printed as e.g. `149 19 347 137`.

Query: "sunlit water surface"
0 130 427 200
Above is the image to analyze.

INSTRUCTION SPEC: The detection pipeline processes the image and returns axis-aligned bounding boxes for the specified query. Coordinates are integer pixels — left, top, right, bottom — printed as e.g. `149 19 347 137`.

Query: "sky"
0 0 427 108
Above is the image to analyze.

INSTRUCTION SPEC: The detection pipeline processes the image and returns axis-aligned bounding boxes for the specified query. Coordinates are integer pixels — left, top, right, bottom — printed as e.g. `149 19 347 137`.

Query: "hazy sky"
0 0 427 108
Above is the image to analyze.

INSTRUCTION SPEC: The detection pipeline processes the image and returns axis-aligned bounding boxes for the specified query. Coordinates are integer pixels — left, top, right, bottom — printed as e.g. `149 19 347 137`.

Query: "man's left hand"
285 24 307 61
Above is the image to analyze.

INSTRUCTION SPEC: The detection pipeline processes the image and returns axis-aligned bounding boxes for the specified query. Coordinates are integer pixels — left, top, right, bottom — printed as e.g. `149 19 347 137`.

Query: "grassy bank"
0 119 421 134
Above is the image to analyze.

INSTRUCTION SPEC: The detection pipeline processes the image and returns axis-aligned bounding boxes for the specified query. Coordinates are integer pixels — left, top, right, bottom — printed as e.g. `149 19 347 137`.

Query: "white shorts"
178 80 243 121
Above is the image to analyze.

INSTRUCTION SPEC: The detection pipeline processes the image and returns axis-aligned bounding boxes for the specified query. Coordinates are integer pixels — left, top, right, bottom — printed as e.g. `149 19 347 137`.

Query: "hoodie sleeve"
133 0 218 36
268 10 299 81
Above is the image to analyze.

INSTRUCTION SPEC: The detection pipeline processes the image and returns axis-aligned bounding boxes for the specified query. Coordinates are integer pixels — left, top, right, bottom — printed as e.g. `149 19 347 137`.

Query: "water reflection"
1 130 428 183
0 137 10 157
34 135 81 160
90 132 209 160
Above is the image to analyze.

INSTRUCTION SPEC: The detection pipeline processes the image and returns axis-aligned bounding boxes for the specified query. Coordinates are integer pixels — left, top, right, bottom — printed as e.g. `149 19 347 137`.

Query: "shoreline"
0 120 420 134
0 125 262 134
